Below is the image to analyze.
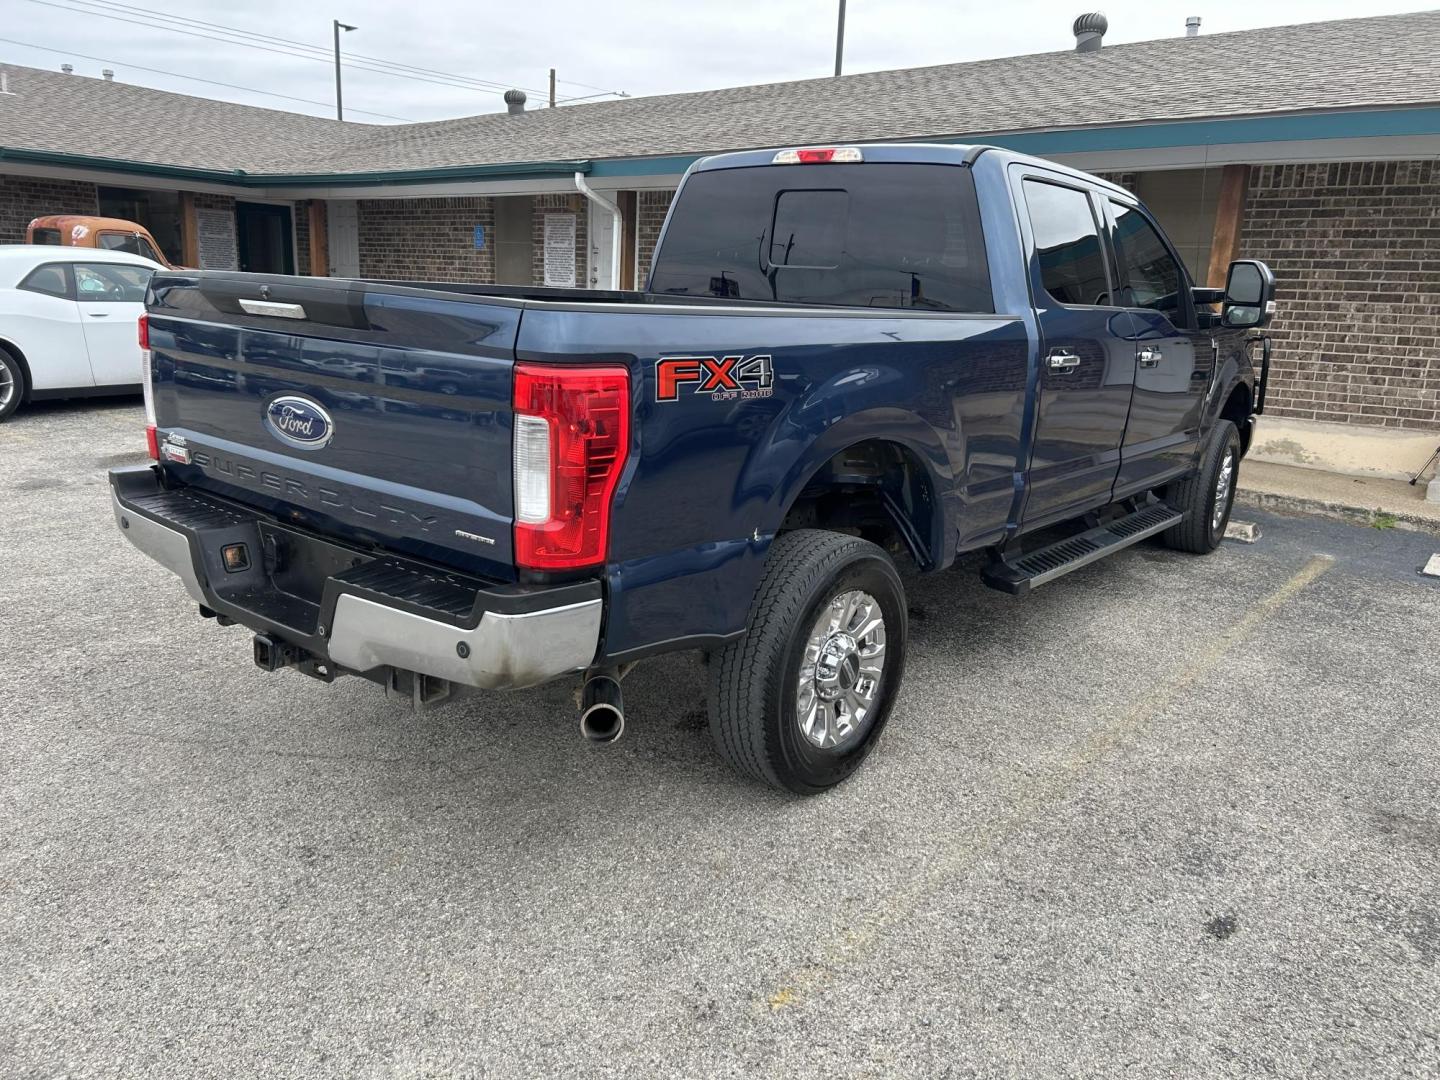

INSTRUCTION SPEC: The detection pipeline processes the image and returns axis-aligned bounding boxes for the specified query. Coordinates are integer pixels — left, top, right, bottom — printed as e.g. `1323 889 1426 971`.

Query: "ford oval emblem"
264 395 334 450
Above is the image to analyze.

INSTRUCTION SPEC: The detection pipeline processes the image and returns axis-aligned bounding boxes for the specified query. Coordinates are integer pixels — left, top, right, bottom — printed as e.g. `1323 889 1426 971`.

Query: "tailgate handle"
239 298 308 320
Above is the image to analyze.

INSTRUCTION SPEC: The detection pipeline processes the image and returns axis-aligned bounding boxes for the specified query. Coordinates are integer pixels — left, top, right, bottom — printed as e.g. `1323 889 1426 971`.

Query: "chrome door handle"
1138 346 1163 368
1047 351 1081 372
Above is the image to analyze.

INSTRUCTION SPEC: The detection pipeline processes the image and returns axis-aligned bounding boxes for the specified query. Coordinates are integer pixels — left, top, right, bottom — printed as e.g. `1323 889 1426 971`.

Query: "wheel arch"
771 414 952 571
0 336 33 401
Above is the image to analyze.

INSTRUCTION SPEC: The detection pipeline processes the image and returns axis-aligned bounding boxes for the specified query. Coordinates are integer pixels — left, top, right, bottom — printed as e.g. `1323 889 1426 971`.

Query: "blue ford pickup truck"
111 143 1275 794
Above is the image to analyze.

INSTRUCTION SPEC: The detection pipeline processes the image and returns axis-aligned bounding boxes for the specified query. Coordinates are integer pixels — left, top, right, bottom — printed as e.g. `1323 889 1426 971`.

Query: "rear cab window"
31 228 62 246
649 163 993 313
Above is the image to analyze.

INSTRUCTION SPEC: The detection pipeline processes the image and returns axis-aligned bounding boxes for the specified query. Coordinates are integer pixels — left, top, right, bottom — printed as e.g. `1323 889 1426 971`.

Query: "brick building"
2 10 1438 475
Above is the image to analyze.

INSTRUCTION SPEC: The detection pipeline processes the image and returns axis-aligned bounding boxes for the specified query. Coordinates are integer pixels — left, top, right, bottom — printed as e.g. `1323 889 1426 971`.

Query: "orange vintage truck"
27 215 180 269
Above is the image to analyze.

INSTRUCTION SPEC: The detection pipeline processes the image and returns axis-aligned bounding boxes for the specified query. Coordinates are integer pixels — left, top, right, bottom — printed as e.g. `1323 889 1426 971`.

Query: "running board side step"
981 504 1184 596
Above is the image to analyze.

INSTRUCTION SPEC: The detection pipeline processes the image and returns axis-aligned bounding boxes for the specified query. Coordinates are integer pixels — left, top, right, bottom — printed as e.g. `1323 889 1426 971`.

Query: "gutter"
0 146 593 187
574 172 623 289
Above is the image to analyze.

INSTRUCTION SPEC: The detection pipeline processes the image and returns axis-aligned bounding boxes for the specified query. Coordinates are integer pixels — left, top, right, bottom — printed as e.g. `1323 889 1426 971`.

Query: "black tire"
0 348 24 423
707 529 908 795
1162 419 1241 553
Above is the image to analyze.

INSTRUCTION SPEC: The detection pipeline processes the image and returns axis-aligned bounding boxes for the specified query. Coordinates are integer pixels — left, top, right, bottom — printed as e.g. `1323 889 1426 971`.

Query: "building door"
1104 198 1212 497
588 199 616 290
327 200 360 277
235 202 294 274
492 196 533 285
1013 172 1138 530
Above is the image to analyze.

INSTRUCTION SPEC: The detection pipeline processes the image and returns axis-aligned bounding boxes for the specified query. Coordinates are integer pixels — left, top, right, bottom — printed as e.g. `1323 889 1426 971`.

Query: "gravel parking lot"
3 398 1438 1079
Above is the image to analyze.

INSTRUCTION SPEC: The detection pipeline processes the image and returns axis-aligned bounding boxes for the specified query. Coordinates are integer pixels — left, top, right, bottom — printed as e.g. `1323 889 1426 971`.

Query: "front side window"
135 237 163 263
18 263 72 299
650 163 993 312
74 263 153 303
1109 202 1185 322
1022 179 1110 307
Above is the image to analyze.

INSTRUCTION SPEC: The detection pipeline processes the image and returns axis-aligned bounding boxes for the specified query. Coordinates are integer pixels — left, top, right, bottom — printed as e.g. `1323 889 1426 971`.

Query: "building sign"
473 224 485 250
196 207 238 270
542 212 576 288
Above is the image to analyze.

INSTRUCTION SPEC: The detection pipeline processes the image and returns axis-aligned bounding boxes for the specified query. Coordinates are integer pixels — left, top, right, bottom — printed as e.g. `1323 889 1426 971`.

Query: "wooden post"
178 191 199 268
618 191 637 290
1205 164 1251 289
307 201 329 277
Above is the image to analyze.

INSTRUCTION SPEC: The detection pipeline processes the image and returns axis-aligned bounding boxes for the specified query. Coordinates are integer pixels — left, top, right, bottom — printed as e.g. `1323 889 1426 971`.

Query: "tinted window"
75 263 152 303
19 264 71 299
31 228 62 245
1110 202 1185 319
136 237 163 263
650 163 992 312
1023 180 1110 307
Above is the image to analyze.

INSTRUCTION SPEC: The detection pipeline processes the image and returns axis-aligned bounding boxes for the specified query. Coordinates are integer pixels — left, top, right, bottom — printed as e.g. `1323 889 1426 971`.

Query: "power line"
72 0 550 96
23 0 623 103
20 0 526 97
0 35 414 120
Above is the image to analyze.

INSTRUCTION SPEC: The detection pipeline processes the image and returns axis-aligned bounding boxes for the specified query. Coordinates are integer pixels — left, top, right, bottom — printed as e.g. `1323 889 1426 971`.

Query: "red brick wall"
1240 161 1440 430
0 174 99 243
635 190 674 286
356 196 495 282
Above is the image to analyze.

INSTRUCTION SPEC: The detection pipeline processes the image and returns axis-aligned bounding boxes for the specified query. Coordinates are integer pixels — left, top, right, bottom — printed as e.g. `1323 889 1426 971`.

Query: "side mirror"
1222 259 1276 329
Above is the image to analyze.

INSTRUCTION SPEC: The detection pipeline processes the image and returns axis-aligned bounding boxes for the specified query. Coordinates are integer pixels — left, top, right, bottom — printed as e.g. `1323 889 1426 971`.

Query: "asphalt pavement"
3 398 1438 1079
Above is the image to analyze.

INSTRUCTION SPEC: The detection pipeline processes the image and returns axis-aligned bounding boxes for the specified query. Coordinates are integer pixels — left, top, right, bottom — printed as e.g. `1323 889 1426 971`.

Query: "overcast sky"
5 0 1435 123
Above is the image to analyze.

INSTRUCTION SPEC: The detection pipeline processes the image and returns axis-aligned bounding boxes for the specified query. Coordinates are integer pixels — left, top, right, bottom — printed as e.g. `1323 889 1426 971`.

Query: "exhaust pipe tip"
579 673 625 744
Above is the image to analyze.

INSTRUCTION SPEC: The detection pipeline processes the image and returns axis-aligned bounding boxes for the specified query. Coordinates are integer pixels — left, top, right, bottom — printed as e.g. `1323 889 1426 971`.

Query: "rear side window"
31 228 62 245
650 163 992 312
1022 180 1110 307
1109 201 1186 320
19 263 72 299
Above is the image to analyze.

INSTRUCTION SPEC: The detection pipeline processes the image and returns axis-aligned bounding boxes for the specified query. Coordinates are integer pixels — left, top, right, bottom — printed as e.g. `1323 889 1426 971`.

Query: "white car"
0 245 164 422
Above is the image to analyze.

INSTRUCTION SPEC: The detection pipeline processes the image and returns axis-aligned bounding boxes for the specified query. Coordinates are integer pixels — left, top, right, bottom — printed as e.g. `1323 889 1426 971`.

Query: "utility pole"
549 67 556 108
333 19 357 120
834 0 846 77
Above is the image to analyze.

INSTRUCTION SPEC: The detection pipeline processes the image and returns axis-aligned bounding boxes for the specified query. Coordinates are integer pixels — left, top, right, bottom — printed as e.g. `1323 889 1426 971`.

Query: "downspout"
575 172 624 291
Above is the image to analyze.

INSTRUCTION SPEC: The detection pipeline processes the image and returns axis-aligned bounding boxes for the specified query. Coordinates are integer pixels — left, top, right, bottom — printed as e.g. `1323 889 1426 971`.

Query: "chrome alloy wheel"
0 363 14 411
795 589 887 750
1213 448 1236 531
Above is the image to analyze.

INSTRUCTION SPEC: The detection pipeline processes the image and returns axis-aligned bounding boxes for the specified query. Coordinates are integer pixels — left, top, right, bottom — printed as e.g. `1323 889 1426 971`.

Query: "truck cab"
109 143 1276 794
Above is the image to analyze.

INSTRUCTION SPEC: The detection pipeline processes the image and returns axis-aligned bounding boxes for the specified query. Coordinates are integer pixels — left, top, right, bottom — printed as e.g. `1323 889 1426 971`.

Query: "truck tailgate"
147 274 519 579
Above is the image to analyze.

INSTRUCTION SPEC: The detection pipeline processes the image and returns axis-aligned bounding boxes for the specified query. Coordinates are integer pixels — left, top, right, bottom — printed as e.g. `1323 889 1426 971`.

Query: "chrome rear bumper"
110 467 601 691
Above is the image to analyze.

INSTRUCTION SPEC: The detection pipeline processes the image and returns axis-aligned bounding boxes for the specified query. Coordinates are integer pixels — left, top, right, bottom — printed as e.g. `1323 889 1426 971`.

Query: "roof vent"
504 89 527 115
102 68 114 81
60 63 74 75
1073 12 1108 52
1185 16 1201 37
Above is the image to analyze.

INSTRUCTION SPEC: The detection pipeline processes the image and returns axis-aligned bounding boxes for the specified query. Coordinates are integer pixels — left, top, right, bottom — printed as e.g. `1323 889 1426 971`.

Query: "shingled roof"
3 9 1439 178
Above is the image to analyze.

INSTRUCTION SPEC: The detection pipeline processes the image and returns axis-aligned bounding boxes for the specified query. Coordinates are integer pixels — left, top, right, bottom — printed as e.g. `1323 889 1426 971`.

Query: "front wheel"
707 530 908 795
1162 419 1241 553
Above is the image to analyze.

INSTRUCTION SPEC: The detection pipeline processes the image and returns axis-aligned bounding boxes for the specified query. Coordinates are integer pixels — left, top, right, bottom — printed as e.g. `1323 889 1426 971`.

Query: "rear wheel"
1162 420 1241 553
707 529 908 795
0 348 24 422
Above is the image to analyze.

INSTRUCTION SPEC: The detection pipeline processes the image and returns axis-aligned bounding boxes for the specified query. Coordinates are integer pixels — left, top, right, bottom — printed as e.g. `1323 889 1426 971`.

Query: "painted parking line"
1423 554 1440 578
761 553 1336 1013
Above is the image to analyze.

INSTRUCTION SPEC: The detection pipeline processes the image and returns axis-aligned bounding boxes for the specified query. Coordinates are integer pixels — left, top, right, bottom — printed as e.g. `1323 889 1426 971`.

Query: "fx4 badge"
655 354 774 402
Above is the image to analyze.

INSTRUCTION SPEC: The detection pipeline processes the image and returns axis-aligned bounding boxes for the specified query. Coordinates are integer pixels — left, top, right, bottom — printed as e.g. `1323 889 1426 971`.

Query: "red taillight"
797 148 836 164
512 363 630 572
139 314 158 458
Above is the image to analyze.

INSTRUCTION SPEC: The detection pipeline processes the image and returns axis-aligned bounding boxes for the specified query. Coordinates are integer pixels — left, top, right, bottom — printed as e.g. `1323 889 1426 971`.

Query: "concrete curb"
1236 488 1440 536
